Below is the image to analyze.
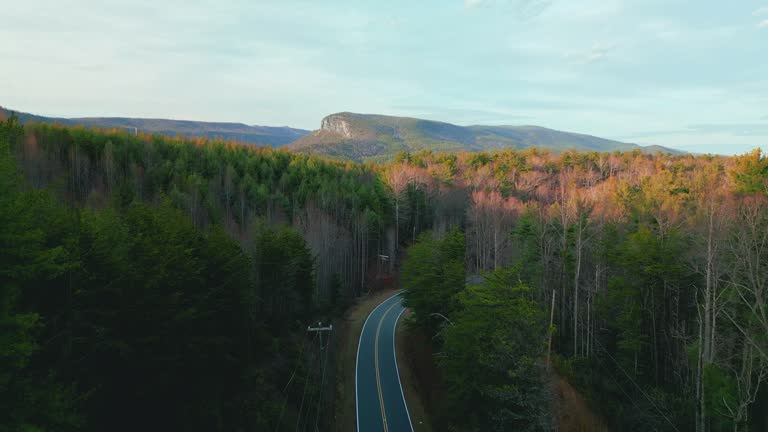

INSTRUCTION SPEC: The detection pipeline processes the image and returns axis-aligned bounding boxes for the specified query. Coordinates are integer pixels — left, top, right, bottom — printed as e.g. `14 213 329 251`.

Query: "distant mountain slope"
286 112 679 161
0 106 309 147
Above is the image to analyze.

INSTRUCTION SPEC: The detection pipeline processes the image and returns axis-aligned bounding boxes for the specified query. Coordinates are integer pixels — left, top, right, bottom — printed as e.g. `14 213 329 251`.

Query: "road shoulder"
395 310 433 432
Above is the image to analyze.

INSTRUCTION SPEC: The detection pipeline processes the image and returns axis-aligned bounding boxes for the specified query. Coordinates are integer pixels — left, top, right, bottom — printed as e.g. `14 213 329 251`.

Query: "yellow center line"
375 301 399 432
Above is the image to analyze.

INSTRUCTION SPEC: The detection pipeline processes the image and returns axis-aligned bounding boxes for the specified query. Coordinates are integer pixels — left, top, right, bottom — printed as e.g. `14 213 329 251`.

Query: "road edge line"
355 292 402 432
375 301 399 431
393 306 415 432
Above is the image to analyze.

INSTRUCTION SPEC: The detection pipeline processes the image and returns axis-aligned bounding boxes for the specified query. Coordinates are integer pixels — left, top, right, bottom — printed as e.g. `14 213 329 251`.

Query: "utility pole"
280 322 335 432
307 322 333 334
306 322 333 357
378 254 390 276
306 322 333 432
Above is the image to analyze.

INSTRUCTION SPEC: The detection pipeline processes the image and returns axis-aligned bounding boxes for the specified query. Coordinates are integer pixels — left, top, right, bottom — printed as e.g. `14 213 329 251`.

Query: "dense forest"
3 113 768 431
395 149 768 431
0 116 389 431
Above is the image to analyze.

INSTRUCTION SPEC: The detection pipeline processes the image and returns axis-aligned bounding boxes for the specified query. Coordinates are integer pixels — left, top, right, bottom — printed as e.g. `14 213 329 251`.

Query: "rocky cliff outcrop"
320 114 354 138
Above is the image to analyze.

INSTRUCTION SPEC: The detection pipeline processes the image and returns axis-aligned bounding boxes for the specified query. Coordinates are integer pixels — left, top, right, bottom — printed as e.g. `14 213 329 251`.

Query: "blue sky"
2 0 767 154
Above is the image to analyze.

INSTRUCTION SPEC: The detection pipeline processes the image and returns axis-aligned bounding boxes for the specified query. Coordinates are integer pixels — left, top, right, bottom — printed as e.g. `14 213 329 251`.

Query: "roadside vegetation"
394 148 768 431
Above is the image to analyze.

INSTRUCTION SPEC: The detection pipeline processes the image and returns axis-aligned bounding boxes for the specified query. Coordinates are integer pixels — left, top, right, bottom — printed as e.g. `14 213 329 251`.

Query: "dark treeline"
0 116 388 431
15 121 392 302
392 148 768 431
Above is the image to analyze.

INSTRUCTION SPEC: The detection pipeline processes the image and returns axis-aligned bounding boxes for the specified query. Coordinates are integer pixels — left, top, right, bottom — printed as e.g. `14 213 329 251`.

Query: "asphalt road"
356 292 414 432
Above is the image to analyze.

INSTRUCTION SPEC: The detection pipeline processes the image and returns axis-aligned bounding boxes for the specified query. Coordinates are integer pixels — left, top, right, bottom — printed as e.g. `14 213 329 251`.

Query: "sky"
1 0 767 155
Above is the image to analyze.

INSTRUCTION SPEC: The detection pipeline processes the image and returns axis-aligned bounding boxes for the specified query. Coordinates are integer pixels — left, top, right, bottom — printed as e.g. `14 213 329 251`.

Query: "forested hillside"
12 120 392 301
0 116 389 431
392 148 768 431
0 105 310 147
3 112 767 431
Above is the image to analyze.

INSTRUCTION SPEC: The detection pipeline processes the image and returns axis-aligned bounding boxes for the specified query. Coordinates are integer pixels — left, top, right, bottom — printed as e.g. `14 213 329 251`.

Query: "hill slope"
286 112 678 161
0 106 309 147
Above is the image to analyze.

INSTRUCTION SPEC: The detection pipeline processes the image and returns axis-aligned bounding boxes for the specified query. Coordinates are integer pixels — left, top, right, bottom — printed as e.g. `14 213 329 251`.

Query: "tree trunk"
696 296 707 432
395 199 399 263
573 221 582 357
703 208 714 363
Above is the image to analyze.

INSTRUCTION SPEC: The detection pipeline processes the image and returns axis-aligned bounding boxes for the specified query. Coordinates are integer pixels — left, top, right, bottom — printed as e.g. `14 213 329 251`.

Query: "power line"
269 320 334 432
601 360 660 431
274 331 313 432
300 355 318 432
313 329 331 431
294 333 319 432
303 323 333 432
589 331 680 432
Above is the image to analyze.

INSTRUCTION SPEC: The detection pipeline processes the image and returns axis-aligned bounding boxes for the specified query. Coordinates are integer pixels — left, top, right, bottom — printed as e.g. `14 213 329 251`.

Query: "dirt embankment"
551 373 609 432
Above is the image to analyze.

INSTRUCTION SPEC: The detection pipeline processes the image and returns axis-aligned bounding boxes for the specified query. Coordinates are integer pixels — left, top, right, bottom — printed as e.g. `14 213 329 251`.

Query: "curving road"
356 293 414 432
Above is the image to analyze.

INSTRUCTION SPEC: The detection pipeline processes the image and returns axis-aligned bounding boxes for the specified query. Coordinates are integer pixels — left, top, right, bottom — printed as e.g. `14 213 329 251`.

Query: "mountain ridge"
287 112 681 161
0 106 310 147
2 106 681 159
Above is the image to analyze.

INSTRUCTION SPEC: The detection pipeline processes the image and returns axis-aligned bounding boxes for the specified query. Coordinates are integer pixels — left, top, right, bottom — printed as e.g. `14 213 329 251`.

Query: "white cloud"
753 6 768 16
465 0 485 7
568 43 614 64
760 19 768 28
585 50 608 63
